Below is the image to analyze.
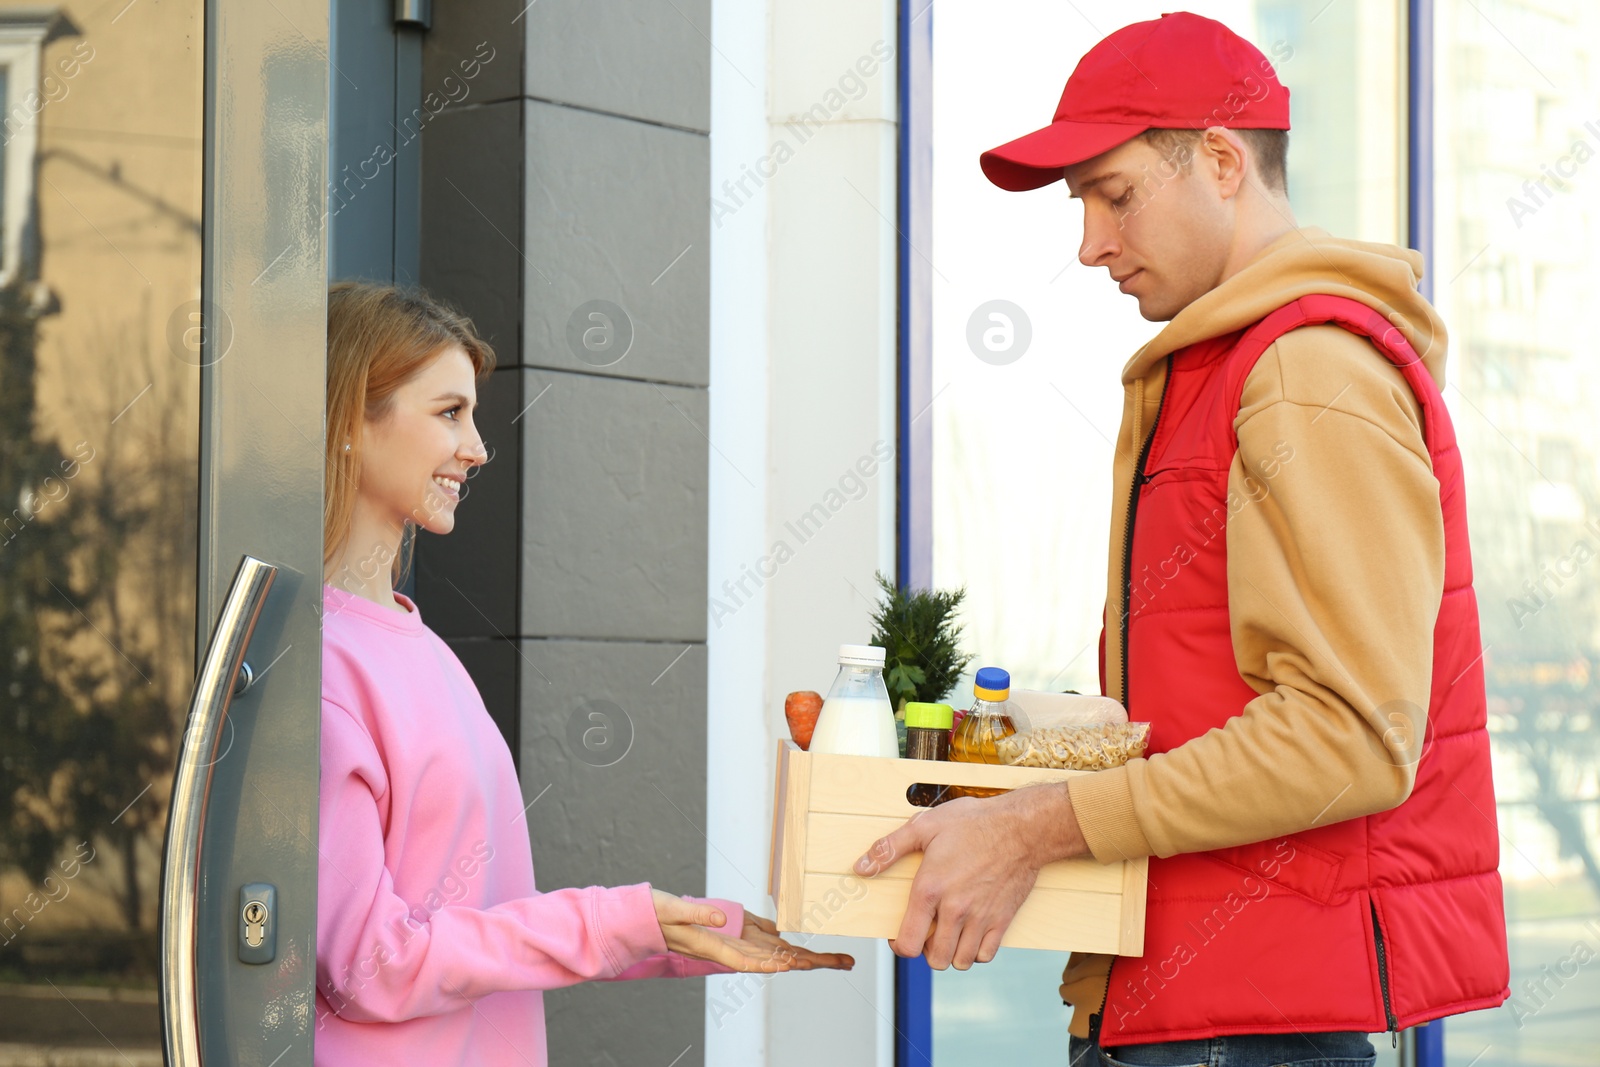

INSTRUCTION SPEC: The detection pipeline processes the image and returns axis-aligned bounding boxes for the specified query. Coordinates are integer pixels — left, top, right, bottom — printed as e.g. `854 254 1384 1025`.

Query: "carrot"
784 690 824 751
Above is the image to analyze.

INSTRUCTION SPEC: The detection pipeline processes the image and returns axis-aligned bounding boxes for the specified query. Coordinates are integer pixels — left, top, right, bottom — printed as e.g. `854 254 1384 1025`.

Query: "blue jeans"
1067 1030 1377 1067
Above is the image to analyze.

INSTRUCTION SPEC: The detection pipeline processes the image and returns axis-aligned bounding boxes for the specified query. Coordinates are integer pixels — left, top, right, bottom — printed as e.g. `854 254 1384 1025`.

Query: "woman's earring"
343 443 352 452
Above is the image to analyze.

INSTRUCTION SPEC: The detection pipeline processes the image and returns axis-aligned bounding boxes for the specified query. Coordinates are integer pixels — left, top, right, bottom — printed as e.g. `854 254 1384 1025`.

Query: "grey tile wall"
420 0 523 105
516 639 709 893
523 0 712 133
518 368 710 642
522 101 711 386
518 637 712 1066
544 979 704 1067
418 98 523 369
414 363 522 637
419 7 713 1064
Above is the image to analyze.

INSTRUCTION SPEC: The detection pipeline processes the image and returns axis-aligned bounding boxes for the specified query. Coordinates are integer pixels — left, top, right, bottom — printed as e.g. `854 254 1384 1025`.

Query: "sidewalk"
0 985 158 1066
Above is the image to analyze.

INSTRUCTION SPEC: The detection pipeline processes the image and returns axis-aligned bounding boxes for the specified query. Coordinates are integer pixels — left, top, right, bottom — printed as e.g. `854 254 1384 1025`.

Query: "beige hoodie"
1058 227 1450 1038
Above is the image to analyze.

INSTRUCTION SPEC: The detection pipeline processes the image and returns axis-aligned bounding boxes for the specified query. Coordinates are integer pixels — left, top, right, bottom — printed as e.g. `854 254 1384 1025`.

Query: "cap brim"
979 119 1150 192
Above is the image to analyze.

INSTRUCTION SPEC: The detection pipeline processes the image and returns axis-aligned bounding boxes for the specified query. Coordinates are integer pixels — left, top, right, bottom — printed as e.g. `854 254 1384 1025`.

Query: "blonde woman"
315 282 850 1064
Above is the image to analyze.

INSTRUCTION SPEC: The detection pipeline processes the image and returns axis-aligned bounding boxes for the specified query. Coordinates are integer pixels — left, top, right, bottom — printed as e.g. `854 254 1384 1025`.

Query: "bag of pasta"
994 720 1151 771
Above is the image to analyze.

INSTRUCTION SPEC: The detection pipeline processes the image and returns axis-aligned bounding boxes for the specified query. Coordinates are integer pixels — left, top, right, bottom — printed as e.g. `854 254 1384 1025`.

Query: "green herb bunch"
867 571 976 711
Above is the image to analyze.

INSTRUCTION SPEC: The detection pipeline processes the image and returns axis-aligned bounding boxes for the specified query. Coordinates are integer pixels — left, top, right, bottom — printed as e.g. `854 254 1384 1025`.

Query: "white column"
706 0 776 1061
706 0 899 1063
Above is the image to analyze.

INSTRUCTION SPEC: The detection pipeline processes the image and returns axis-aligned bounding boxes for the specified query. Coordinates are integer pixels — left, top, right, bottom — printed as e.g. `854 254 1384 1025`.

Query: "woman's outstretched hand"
651 890 855 973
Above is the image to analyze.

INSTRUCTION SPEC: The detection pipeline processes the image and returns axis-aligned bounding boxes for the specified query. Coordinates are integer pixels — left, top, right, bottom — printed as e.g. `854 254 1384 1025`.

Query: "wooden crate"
768 739 1146 955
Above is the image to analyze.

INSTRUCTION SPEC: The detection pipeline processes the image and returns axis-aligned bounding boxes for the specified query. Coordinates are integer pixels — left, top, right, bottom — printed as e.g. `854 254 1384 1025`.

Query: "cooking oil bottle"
949 666 1025 797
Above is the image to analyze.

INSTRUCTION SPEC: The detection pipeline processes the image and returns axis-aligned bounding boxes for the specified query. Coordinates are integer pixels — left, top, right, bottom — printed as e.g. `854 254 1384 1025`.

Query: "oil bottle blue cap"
974 666 1010 690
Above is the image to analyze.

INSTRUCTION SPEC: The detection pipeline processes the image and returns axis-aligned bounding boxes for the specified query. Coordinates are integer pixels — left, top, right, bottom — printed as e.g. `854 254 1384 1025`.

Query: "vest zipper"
1090 958 1114 1046
1370 899 1398 1046
1100 373 1163 1042
1119 465 1152 708
1120 365 1170 708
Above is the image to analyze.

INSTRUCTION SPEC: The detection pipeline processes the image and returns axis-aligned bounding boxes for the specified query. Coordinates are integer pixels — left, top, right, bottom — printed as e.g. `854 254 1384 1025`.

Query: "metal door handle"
158 555 278 1066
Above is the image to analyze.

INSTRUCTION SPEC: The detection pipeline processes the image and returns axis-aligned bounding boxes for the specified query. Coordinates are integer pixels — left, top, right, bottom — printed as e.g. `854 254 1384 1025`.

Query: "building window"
0 10 60 286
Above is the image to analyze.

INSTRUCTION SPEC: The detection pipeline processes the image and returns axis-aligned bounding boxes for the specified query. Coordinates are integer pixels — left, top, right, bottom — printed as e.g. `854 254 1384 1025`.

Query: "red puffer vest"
1095 295 1510 1044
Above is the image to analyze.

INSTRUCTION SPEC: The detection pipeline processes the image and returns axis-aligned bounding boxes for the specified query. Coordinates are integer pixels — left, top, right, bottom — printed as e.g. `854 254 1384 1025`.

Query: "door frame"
164 0 329 1062
893 0 934 1059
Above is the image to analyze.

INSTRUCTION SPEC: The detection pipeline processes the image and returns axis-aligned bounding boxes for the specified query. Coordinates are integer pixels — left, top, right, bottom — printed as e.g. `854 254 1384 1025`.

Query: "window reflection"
0 1 201 1060
1436 2 1600 1064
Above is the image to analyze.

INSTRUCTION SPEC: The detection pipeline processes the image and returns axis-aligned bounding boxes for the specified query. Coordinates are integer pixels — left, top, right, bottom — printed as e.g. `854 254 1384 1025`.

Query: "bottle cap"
904 702 953 730
839 643 886 667
974 666 1010 701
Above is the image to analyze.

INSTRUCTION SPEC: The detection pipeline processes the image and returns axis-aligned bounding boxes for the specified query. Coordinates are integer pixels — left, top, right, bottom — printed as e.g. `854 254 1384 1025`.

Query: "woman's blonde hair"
325 281 496 587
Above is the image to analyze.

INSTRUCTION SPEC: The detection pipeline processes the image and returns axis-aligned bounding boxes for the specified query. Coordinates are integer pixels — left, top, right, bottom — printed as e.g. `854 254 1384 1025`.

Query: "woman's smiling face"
358 344 487 538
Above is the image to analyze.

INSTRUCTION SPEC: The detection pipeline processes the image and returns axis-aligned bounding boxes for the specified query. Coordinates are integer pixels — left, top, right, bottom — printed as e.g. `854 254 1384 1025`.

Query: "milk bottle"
809 644 899 758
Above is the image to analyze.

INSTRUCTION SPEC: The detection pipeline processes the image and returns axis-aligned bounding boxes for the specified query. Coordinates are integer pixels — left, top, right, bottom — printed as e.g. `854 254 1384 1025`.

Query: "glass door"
1432 1 1600 1063
920 0 1411 1062
0 0 329 1063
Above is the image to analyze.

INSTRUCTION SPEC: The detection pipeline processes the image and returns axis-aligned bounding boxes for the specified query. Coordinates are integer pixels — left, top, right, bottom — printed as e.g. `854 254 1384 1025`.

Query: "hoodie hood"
1122 226 1448 387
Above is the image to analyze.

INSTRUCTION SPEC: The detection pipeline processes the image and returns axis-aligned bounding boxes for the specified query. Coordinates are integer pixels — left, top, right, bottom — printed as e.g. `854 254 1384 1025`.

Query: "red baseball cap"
980 11 1291 192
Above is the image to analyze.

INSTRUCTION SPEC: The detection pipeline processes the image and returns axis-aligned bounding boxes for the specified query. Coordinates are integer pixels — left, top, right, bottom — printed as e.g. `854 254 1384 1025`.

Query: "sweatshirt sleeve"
317 698 680 1022
1068 324 1446 861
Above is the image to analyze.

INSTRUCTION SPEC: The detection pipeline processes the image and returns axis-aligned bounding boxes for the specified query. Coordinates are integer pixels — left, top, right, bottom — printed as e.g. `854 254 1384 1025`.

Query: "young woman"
316 282 850 1064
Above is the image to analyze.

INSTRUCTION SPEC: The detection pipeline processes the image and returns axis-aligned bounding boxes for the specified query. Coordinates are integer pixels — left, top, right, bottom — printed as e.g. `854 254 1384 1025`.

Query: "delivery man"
854 12 1510 1066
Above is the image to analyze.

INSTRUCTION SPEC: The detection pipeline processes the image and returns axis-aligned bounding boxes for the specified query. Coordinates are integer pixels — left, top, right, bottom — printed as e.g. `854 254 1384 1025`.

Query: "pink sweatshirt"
315 584 743 1065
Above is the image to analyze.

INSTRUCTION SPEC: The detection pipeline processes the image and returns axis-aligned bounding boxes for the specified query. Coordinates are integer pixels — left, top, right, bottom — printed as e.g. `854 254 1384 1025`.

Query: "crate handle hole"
905 783 1013 807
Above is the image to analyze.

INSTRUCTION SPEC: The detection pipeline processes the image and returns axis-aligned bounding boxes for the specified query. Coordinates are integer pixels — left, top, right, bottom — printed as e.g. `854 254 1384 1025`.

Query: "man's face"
1065 135 1234 322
